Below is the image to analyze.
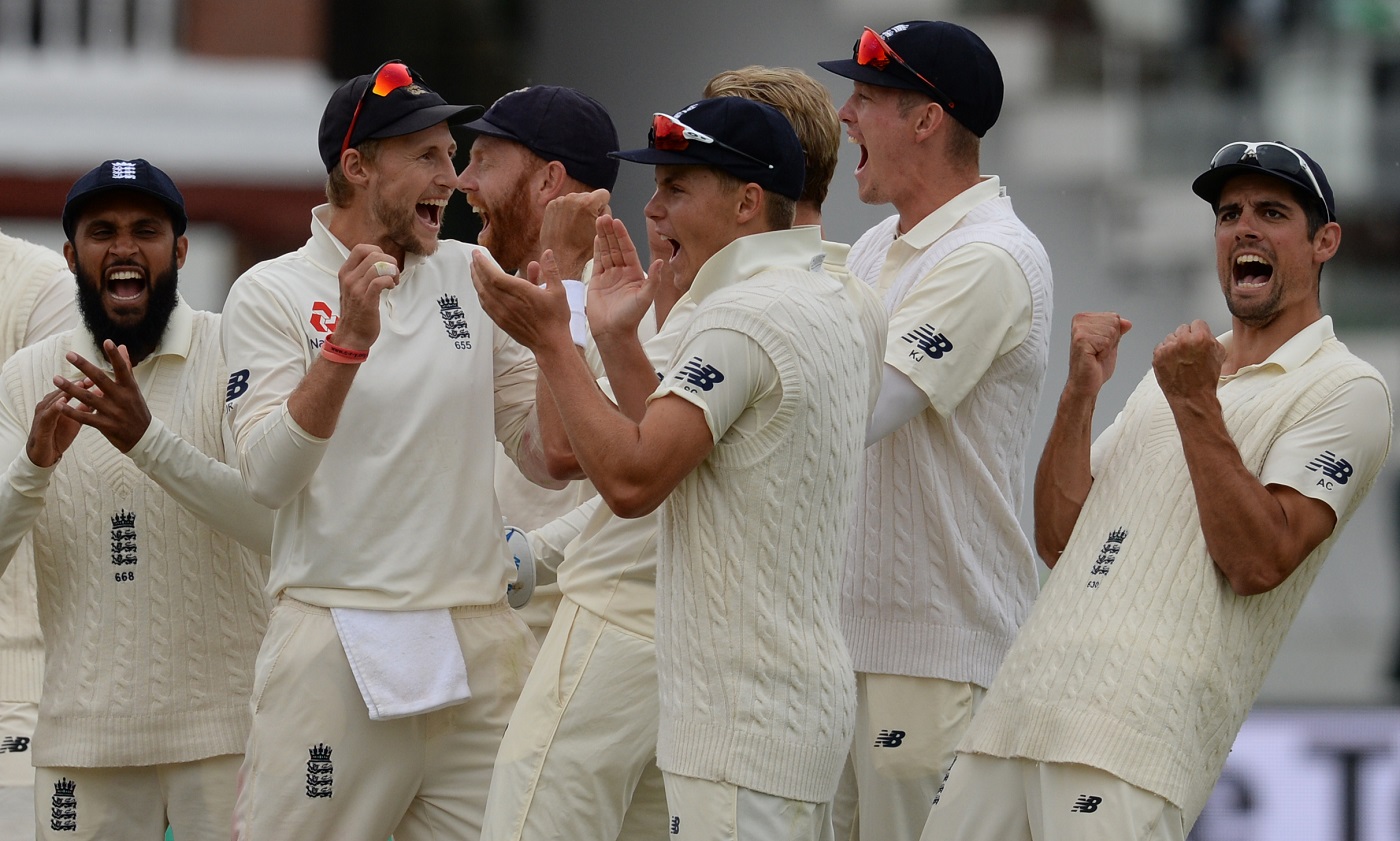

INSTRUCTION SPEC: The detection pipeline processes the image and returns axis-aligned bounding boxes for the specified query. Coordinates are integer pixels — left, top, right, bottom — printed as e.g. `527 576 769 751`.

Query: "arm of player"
1034 312 1132 567
51 341 273 553
528 494 605 572
471 229 711 519
223 246 400 508
0 375 71 575
1154 320 1358 596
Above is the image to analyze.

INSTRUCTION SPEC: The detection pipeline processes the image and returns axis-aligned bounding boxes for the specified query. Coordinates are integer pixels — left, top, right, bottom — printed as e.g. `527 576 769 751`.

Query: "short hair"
704 66 840 210
325 138 383 208
711 167 796 231
896 89 980 168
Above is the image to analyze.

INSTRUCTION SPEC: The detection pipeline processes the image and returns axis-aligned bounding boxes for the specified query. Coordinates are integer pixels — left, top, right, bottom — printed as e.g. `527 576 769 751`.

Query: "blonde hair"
704 66 840 209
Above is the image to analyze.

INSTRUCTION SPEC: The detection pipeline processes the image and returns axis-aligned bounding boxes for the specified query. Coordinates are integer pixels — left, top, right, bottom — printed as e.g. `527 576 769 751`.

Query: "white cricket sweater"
962 336 1390 820
655 229 881 803
0 231 69 704
842 188 1052 687
0 309 270 766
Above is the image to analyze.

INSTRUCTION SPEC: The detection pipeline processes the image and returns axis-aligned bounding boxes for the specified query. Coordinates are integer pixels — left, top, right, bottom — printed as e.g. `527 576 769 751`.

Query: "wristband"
321 338 369 365
562 279 588 348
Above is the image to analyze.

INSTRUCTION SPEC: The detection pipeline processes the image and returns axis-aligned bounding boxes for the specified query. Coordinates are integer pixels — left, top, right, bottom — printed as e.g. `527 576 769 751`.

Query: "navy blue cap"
319 61 482 171
1191 141 1337 222
611 98 805 201
62 159 187 240
820 20 1004 138
464 86 620 191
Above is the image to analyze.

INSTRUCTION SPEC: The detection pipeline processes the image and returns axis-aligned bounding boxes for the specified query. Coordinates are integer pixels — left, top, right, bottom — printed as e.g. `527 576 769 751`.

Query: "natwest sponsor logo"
309 301 338 334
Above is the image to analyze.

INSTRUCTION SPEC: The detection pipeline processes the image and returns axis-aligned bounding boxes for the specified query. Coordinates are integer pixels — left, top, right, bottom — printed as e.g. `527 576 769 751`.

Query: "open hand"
588 215 660 343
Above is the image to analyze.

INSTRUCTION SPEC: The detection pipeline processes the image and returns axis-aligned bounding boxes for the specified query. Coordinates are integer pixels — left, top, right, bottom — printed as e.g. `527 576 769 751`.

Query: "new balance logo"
110 161 137 180
901 324 953 361
670 815 680 835
1071 795 1102 813
0 735 30 753
226 369 250 402
1306 450 1353 488
676 357 724 392
306 743 333 798
50 777 77 832
873 729 906 748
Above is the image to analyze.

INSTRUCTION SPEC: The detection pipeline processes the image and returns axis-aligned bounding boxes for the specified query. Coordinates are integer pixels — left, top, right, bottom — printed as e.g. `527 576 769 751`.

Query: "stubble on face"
475 173 539 274
371 188 441 258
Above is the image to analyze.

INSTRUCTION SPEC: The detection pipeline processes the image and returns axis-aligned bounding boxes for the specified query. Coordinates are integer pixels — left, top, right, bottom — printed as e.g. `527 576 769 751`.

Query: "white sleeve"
0 370 51 575
23 266 78 346
124 416 275 554
864 364 931 447
221 276 331 509
526 495 604 572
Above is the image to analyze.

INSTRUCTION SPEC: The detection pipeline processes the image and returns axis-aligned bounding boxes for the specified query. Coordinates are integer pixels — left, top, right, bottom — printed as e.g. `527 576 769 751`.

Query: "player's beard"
477 176 538 274
75 259 180 363
371 191 440 258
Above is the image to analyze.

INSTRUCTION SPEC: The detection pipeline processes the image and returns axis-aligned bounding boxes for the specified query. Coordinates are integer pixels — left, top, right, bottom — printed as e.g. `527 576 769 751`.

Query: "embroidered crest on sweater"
1087 527 1128 589
110 511 138 581
50 777 77 832
306 743 333 798
438 295 472 349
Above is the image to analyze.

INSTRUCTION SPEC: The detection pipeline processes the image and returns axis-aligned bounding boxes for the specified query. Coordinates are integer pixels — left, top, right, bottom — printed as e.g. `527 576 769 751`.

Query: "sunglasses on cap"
854 27 953 110
1208 141 1330 219
341 60 416 155
650 113 774 171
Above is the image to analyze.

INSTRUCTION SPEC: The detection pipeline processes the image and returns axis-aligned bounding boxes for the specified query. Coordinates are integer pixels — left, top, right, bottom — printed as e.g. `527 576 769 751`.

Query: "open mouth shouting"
417 197 447 232
1233 253 1273 289
105 264 148 305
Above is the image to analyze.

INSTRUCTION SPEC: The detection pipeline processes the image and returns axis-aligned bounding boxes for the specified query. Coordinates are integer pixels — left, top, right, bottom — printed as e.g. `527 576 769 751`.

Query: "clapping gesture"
587 215 661 344
29 341 154 466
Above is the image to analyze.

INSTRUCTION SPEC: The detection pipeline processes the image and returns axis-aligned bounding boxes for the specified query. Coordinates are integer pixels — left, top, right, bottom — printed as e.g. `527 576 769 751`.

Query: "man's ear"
735 183 764 226
537 160 571 204
340 148 372 187
1313 220 1341 265
174 235 189 270
63 241 77 274
911 100 948 144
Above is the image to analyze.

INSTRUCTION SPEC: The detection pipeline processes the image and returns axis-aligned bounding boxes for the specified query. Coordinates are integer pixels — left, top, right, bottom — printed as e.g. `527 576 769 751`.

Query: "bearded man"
0 157 272 840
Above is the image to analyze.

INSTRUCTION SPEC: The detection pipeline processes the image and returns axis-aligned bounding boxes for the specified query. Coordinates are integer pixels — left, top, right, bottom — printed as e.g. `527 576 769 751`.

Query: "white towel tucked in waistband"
331 607 471 721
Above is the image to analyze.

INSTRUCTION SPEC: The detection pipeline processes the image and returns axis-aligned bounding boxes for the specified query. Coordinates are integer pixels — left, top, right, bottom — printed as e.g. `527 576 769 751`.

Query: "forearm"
235 402 329 510
126 418 275 554
535 369 584 480
0 454 53 576
594 331 658 423
1033 384 1098 567
534 340 658 515
1168 393 1300 594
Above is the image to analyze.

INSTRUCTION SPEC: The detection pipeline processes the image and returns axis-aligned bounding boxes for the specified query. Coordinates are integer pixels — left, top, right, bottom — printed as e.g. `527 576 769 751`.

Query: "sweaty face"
457 136 544 273
643 165 745 290
363 124 457 257
65 192 184 361
1214 173 1329 329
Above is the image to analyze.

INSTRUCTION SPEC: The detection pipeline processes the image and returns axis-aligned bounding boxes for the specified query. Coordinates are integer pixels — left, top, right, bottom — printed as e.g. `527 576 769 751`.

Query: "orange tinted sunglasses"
650 113 774 170
855 27 953 110
341 61 416 154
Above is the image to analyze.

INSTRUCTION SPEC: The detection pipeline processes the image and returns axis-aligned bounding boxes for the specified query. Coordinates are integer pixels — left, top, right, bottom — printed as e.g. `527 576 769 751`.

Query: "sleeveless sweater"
961 338 1388 819
657 247 875 803
842 195 1052 686
0 232 67 704
3 314 269 766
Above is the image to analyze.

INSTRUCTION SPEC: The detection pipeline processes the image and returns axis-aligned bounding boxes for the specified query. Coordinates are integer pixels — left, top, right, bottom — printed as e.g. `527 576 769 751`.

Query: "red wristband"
321 338 369 364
